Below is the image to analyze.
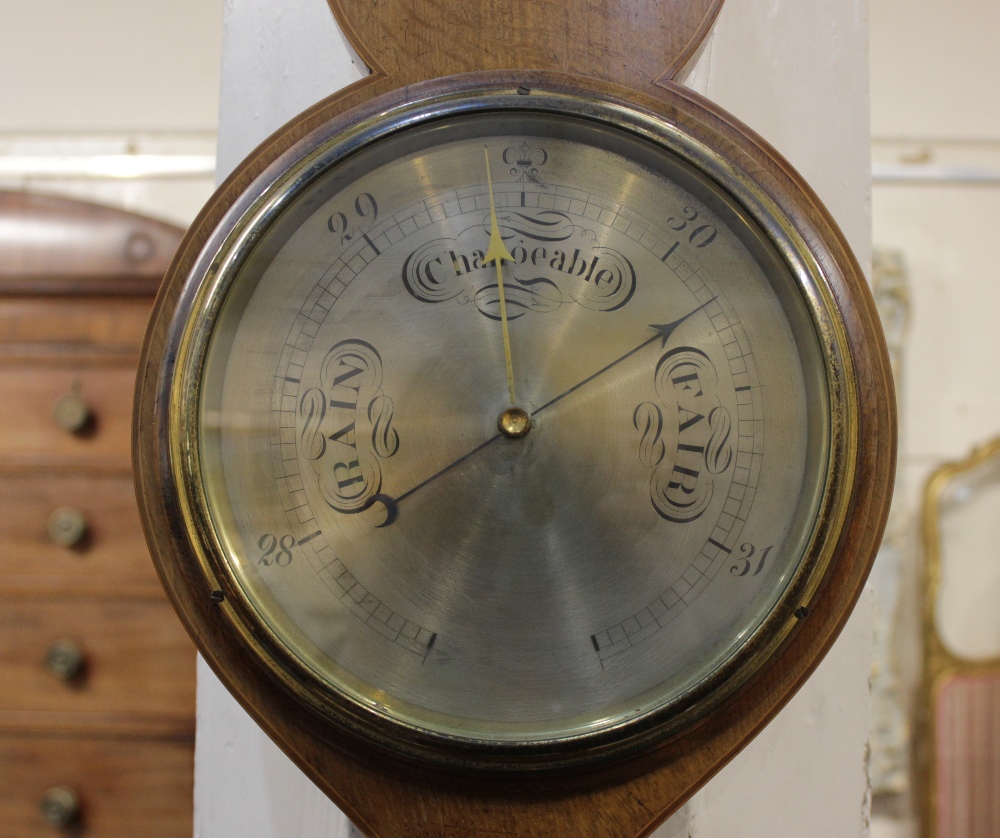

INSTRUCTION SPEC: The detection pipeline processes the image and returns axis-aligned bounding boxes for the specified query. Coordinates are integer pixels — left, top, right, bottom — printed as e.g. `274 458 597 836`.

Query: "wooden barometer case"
133 1 896 835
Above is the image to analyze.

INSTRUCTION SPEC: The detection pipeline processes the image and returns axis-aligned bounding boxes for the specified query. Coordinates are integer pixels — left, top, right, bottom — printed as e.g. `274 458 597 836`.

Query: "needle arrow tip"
649 322 676 347
650 296 718 346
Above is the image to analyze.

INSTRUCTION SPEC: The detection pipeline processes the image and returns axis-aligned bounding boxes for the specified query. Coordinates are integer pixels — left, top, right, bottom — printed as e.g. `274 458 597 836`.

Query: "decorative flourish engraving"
401 210 636 320
705 406 733 475
634 346 733 523
298 339 399 514
503 141 548 182
634 401 666 469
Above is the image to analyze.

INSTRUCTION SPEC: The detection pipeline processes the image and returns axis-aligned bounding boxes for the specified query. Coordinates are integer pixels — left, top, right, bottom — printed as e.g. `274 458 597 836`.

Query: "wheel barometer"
134 1 895 834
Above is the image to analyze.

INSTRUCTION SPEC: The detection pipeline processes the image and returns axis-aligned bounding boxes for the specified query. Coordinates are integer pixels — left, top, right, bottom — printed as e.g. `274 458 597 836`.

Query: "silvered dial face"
188 99 831 761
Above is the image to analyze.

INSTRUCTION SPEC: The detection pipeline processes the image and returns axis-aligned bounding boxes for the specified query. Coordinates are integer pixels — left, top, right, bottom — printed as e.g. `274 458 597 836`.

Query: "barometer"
134 3 894 835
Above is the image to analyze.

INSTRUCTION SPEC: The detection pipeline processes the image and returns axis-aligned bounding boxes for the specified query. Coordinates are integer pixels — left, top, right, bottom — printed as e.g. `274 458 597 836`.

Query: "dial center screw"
498 406 532 439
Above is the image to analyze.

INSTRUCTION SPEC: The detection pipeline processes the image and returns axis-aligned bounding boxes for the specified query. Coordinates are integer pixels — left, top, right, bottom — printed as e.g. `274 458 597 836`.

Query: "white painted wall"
0 0 224 132
197 1 874 836
867 3 1000 836
0 1 224 224
870 0 1000 141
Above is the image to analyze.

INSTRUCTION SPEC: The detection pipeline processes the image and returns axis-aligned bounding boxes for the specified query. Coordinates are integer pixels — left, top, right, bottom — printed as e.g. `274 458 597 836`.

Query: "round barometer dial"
141 76 878 773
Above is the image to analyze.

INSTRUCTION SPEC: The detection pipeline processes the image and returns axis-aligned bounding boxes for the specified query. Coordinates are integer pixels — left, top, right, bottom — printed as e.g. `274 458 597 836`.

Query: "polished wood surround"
134 3 895 836
328 0 724 95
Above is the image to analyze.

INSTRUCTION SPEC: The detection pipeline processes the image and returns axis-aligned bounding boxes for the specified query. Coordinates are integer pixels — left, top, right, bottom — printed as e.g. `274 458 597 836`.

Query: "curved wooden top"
328 0 723 93
0 191 185 296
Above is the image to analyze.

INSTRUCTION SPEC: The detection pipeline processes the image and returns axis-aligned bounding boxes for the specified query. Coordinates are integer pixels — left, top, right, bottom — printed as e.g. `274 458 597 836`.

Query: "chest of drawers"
0 192 195 836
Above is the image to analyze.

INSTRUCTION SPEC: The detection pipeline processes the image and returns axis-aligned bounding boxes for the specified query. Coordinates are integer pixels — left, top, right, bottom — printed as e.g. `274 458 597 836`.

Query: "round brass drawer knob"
52 388 91 433
40 785 80 828
47 507 88 548
45 640 84 681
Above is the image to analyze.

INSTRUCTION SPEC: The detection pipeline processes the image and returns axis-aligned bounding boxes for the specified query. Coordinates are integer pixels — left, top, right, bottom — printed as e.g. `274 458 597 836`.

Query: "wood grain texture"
0 474 161 594
0 193 195 835
134 70 895 837
0 597 195 722
0 734 194 837
0 364 136 471
0 192 184 297
327 0 723 93
0 297 153 359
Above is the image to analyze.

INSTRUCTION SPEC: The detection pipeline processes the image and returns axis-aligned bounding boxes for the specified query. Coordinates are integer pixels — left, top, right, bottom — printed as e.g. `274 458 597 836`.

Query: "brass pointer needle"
483 147 518 407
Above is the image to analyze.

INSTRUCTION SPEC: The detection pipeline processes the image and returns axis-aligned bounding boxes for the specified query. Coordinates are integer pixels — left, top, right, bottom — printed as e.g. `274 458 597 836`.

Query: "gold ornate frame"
917 436 1000 838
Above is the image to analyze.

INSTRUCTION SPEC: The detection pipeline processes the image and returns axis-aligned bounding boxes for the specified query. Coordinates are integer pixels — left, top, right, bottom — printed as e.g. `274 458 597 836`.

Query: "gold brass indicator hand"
369 296 717 528
483 147 520 411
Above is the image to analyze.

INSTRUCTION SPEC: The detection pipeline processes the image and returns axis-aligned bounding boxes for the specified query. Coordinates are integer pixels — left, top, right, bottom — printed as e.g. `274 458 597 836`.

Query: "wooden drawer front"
0 598 195 720
0 474 159 592
0 365 135 469
0 734 192 837
0 297 152 353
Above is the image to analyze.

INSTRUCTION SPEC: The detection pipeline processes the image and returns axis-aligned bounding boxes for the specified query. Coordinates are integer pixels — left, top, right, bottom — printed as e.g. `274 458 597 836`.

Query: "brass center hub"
498 406 532 439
